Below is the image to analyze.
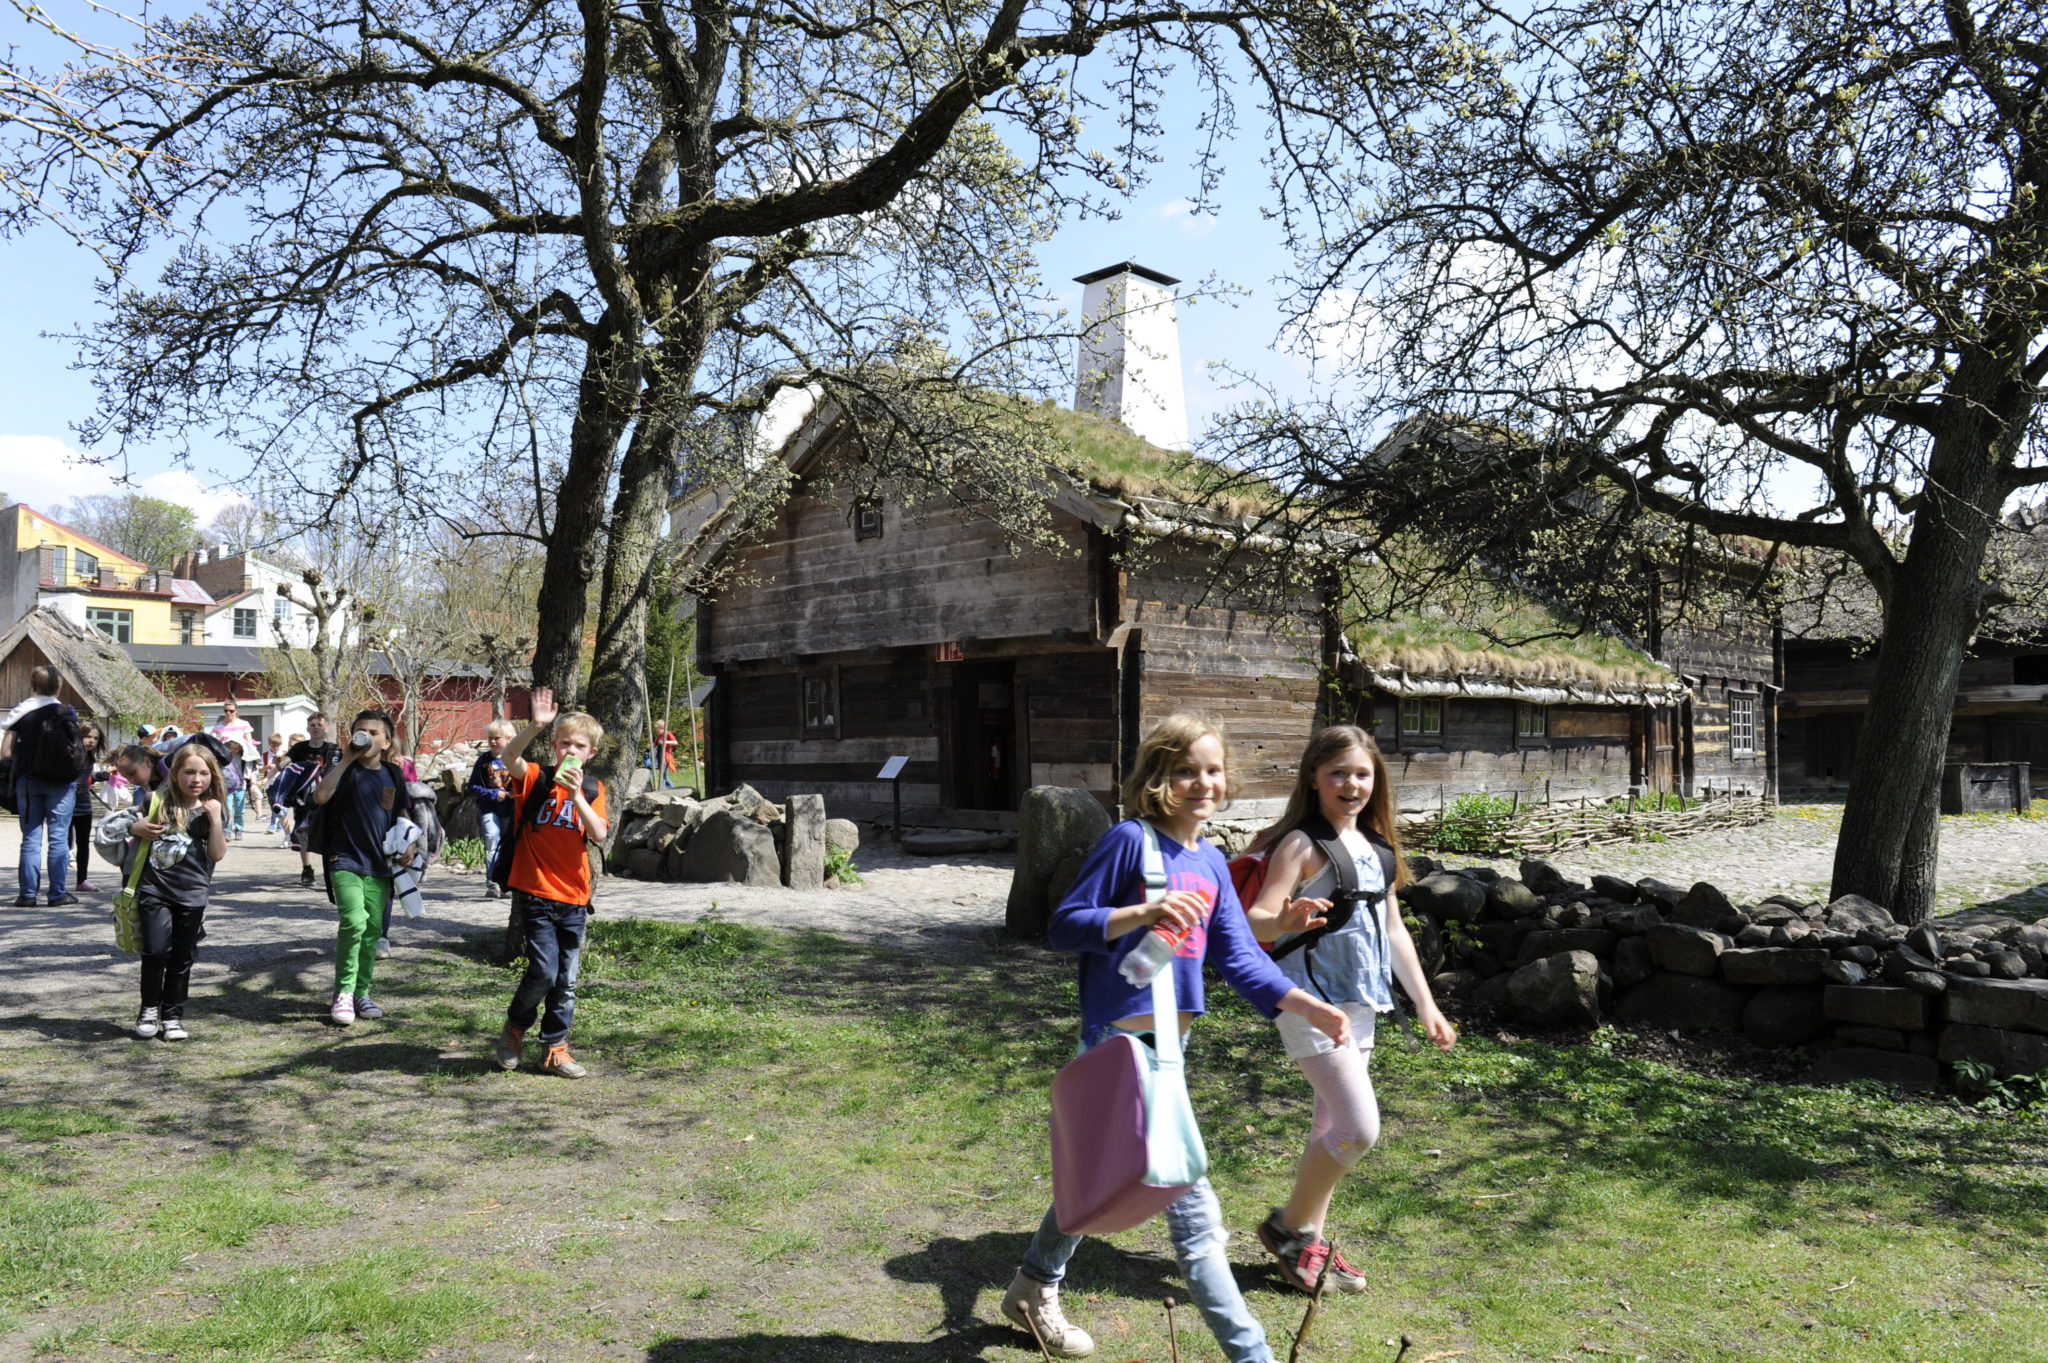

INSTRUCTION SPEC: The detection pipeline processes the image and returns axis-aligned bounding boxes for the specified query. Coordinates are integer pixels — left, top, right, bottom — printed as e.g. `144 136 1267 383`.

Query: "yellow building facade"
2 504 179 646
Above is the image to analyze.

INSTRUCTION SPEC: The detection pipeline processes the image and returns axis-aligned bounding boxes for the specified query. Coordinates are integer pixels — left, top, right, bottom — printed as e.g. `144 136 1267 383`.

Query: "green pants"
332 870 392 997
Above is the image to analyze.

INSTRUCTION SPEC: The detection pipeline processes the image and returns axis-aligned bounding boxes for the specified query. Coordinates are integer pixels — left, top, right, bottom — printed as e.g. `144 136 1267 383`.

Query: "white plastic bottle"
1119 921 1188 986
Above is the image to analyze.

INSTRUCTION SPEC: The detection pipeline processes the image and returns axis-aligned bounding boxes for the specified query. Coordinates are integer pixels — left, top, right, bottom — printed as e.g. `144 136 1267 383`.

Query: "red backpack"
1227 851 1269 908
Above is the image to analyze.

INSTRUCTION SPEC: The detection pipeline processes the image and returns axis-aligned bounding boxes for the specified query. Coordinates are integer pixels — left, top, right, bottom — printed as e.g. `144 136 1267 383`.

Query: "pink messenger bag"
1049 822 1211 1235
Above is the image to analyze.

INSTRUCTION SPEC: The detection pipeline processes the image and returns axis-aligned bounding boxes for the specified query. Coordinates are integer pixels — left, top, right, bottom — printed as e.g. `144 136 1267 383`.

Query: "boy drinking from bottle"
489 687 608 1078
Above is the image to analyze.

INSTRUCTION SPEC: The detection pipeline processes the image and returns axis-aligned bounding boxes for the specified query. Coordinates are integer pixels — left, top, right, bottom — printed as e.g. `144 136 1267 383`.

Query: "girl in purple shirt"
1001 713 1349 1362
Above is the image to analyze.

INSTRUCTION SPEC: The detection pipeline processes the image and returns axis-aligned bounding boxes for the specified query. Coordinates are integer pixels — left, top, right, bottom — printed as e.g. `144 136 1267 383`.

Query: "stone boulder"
1591 874 1639 903
1487 877 1544 920
781 794 827 892
1007 785 1113 938
1614 973 1751 1031
1505 950 1602 1028
1646 923 1726 978
675 808 781 886
1635 878 1691 911
1822 893 1894 933
1936 1023 2048 1078
1403 872 1490 923
1517 928 1617 966
1742 985 1830 1047
1941 977 2048 1034
1602 904 1664 936
622 846 663 881
1822 984 1928 1031
1672 882 1744 935
1612 937 1655 990
825 818 861 858
1721 947 1829 986
1518 858 1571 896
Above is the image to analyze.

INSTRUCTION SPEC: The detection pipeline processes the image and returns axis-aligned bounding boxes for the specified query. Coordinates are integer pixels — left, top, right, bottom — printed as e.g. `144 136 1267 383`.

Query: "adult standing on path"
2 665 88 907
207 699 257 757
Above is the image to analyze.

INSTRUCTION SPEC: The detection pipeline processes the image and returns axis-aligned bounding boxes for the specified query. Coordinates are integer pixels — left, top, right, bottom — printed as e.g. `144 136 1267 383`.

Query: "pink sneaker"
76 880 98 892
329 993 356 1026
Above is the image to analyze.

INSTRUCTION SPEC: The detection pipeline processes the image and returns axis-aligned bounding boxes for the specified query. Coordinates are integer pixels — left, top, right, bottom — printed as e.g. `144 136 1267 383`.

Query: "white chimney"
1073 262 1190 452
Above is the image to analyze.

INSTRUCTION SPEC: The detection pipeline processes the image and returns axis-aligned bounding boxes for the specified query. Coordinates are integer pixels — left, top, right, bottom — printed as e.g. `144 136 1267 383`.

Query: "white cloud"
0 435 248 524
1157 198 1218 240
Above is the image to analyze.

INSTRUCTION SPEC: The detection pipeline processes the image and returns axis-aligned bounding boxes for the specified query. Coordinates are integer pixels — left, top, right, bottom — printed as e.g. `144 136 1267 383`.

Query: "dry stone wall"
1408 854 2048 1088
604 785 856 890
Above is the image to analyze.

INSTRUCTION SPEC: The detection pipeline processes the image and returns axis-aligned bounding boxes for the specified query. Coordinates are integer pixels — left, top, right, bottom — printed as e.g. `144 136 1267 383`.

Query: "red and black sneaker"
1255 1210 1331 1293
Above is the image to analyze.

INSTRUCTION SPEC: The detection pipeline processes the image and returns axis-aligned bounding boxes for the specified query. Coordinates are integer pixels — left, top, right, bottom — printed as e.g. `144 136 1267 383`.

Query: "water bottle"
1119 919 1189 986
349 730 373 751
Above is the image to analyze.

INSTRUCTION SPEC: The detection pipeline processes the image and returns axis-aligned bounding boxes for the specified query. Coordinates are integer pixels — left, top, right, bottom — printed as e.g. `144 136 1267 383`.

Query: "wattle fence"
1403 788 1776 856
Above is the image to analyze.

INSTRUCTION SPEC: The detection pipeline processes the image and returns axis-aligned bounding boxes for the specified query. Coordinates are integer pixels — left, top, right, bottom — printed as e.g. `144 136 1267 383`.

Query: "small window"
73 549 98 582
1399 696 1443 738
1516 703 1548 740
87 607 133 643
178 610 197 646
802 673 838 732
853 500 884 541
273 598 293 632
1729 694 1756 755
233 607 259 639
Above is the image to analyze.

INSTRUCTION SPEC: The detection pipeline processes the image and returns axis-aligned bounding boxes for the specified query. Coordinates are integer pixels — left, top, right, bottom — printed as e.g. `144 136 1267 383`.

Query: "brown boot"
539 1042 587 1079
999 1270 1094 1357
490 1025 525 1072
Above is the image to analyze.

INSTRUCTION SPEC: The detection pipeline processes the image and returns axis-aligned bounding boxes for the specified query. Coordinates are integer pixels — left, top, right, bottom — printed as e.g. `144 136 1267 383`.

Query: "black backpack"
27 704 86 784
488 764 604 893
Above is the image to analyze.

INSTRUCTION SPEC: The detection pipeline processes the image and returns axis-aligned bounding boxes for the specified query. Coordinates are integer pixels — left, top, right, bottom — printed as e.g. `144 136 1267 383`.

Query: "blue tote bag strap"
1138 821 1208 1190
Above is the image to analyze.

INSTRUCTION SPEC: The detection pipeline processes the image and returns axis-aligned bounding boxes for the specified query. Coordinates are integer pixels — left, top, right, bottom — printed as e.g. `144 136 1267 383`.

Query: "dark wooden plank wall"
705 486 1094 661
1123 547 1324 805
1661 620 1774 796
1017 649 1119 807
1369 697 1637 811
716 657 945 816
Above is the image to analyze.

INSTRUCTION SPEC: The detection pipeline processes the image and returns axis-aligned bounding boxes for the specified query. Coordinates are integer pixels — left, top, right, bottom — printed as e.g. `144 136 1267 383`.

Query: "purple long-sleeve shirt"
1048 819 1296 1038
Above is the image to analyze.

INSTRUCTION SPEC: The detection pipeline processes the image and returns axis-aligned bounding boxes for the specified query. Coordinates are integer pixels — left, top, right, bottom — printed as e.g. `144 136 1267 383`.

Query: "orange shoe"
539 1042 587 1079
490 1025 525 1071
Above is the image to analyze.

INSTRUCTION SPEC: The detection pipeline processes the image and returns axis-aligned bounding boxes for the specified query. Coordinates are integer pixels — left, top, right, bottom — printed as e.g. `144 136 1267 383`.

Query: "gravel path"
0 829 1011 1016
3 804 2041 1018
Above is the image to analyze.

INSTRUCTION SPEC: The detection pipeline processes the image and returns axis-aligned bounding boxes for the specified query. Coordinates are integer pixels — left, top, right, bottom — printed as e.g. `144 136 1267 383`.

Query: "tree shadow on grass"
0 1011 135 1043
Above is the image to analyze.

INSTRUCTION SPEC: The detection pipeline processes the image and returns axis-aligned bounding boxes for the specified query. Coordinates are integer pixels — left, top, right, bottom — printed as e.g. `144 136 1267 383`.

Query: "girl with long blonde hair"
129 742 230 1041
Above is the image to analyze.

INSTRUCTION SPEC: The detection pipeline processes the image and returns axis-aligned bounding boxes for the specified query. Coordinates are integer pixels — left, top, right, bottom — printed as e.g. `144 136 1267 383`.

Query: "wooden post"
682 655 701 791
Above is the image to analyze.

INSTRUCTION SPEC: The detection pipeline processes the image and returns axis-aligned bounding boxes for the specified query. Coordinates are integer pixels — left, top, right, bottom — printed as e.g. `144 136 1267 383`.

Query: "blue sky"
0 9 1325 525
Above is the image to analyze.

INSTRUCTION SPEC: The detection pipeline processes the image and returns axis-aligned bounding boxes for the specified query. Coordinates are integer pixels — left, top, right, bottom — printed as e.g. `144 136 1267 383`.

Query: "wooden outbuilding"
0 607 176 740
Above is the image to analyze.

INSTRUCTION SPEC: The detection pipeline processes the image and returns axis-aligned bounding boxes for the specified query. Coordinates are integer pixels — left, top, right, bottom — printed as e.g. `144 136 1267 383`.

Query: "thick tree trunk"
528 314 644 706
1829 412 2005 922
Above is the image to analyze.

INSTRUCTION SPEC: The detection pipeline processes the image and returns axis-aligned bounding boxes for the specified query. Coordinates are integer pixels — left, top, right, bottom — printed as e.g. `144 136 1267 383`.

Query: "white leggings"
1297 1041 1381 1166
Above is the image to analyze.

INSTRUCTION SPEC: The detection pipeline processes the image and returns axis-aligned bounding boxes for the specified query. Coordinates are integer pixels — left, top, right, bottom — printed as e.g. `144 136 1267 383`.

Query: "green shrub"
441 836 487 871
1426 791 1517 853
824 845 864 885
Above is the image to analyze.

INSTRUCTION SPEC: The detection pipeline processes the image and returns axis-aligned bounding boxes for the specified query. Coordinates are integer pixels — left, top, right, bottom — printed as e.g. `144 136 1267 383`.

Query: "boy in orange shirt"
487 688 609 1078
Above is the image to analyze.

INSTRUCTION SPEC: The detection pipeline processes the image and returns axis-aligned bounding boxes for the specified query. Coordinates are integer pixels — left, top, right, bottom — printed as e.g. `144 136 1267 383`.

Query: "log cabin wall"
1368 696 1640 812
702 482 1095 662
1779 639 2048 794
1661 619 1777 798
1122 543 1325 811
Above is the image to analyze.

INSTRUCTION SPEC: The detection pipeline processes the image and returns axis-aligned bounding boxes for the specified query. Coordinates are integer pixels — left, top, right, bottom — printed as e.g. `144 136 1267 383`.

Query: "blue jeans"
507 892 586 1044
15 777 77 901
479 809 506 880
225 788 247 833
1020 1032 1273 1363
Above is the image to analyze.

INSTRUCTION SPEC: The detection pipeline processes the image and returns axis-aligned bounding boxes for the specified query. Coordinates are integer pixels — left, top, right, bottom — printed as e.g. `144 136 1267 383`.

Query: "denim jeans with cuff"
14 777 77 901
507 891 587 1044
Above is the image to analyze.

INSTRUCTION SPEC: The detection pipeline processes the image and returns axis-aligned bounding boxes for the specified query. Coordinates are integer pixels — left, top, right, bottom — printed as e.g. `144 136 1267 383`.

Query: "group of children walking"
1004 713 1456 1362
24 678 609 1080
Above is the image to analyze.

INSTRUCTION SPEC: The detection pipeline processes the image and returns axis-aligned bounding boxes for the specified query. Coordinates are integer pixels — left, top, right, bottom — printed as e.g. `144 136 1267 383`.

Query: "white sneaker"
134 1006 160 1040
161 1015 189 1042
329 993 356 1026
1000 1270 1094 1357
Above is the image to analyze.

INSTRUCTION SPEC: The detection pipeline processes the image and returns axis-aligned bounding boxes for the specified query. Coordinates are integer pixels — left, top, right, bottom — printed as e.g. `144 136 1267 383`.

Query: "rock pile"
1409 855 2048 1087
605 785 859 890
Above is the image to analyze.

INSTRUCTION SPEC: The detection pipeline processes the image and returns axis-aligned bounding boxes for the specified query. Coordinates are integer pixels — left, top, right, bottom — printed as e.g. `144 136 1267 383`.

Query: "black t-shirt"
139 806 216 908
327 762 402 878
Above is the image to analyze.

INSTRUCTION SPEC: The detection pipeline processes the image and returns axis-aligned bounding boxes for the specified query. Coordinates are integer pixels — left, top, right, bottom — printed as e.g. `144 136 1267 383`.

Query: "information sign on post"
877 756 910 842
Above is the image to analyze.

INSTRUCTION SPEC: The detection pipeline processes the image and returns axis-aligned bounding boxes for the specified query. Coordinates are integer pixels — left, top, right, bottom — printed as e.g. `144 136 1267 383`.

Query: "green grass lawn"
3 918 2045 1361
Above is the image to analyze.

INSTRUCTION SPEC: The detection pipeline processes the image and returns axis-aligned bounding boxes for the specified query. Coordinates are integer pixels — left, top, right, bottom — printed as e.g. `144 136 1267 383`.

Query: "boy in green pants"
311 708 411 1025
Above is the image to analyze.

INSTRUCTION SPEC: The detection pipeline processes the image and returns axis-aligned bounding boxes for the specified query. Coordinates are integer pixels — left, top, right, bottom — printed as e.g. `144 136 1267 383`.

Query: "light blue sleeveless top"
1272 839 1394 1011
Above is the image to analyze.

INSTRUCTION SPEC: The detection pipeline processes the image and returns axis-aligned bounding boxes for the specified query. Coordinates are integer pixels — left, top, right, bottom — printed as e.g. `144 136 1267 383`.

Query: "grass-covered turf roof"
1349 580 1673 687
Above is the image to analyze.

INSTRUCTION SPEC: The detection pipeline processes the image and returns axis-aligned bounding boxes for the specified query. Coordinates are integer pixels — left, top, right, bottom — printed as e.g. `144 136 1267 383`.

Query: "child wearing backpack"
1002 713 1351 1362
3 664 86 907
1240 724 1456 1295
129 741 230 1041
487 688 608 1080
310 709 413 1026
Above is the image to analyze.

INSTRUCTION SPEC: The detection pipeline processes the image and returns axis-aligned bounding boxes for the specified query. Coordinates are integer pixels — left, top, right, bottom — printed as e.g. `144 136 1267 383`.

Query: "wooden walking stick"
1286 1242 1336 1363
1164 1296 1182 1363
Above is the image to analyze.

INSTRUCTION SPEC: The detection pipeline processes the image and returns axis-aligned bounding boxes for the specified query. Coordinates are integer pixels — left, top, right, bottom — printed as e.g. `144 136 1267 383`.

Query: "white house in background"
169 546 352 649
194 693 318 747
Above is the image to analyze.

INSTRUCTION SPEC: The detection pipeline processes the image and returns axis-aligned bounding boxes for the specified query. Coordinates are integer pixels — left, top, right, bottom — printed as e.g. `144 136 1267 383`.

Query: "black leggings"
138 897 207 1017
71 818 95 881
